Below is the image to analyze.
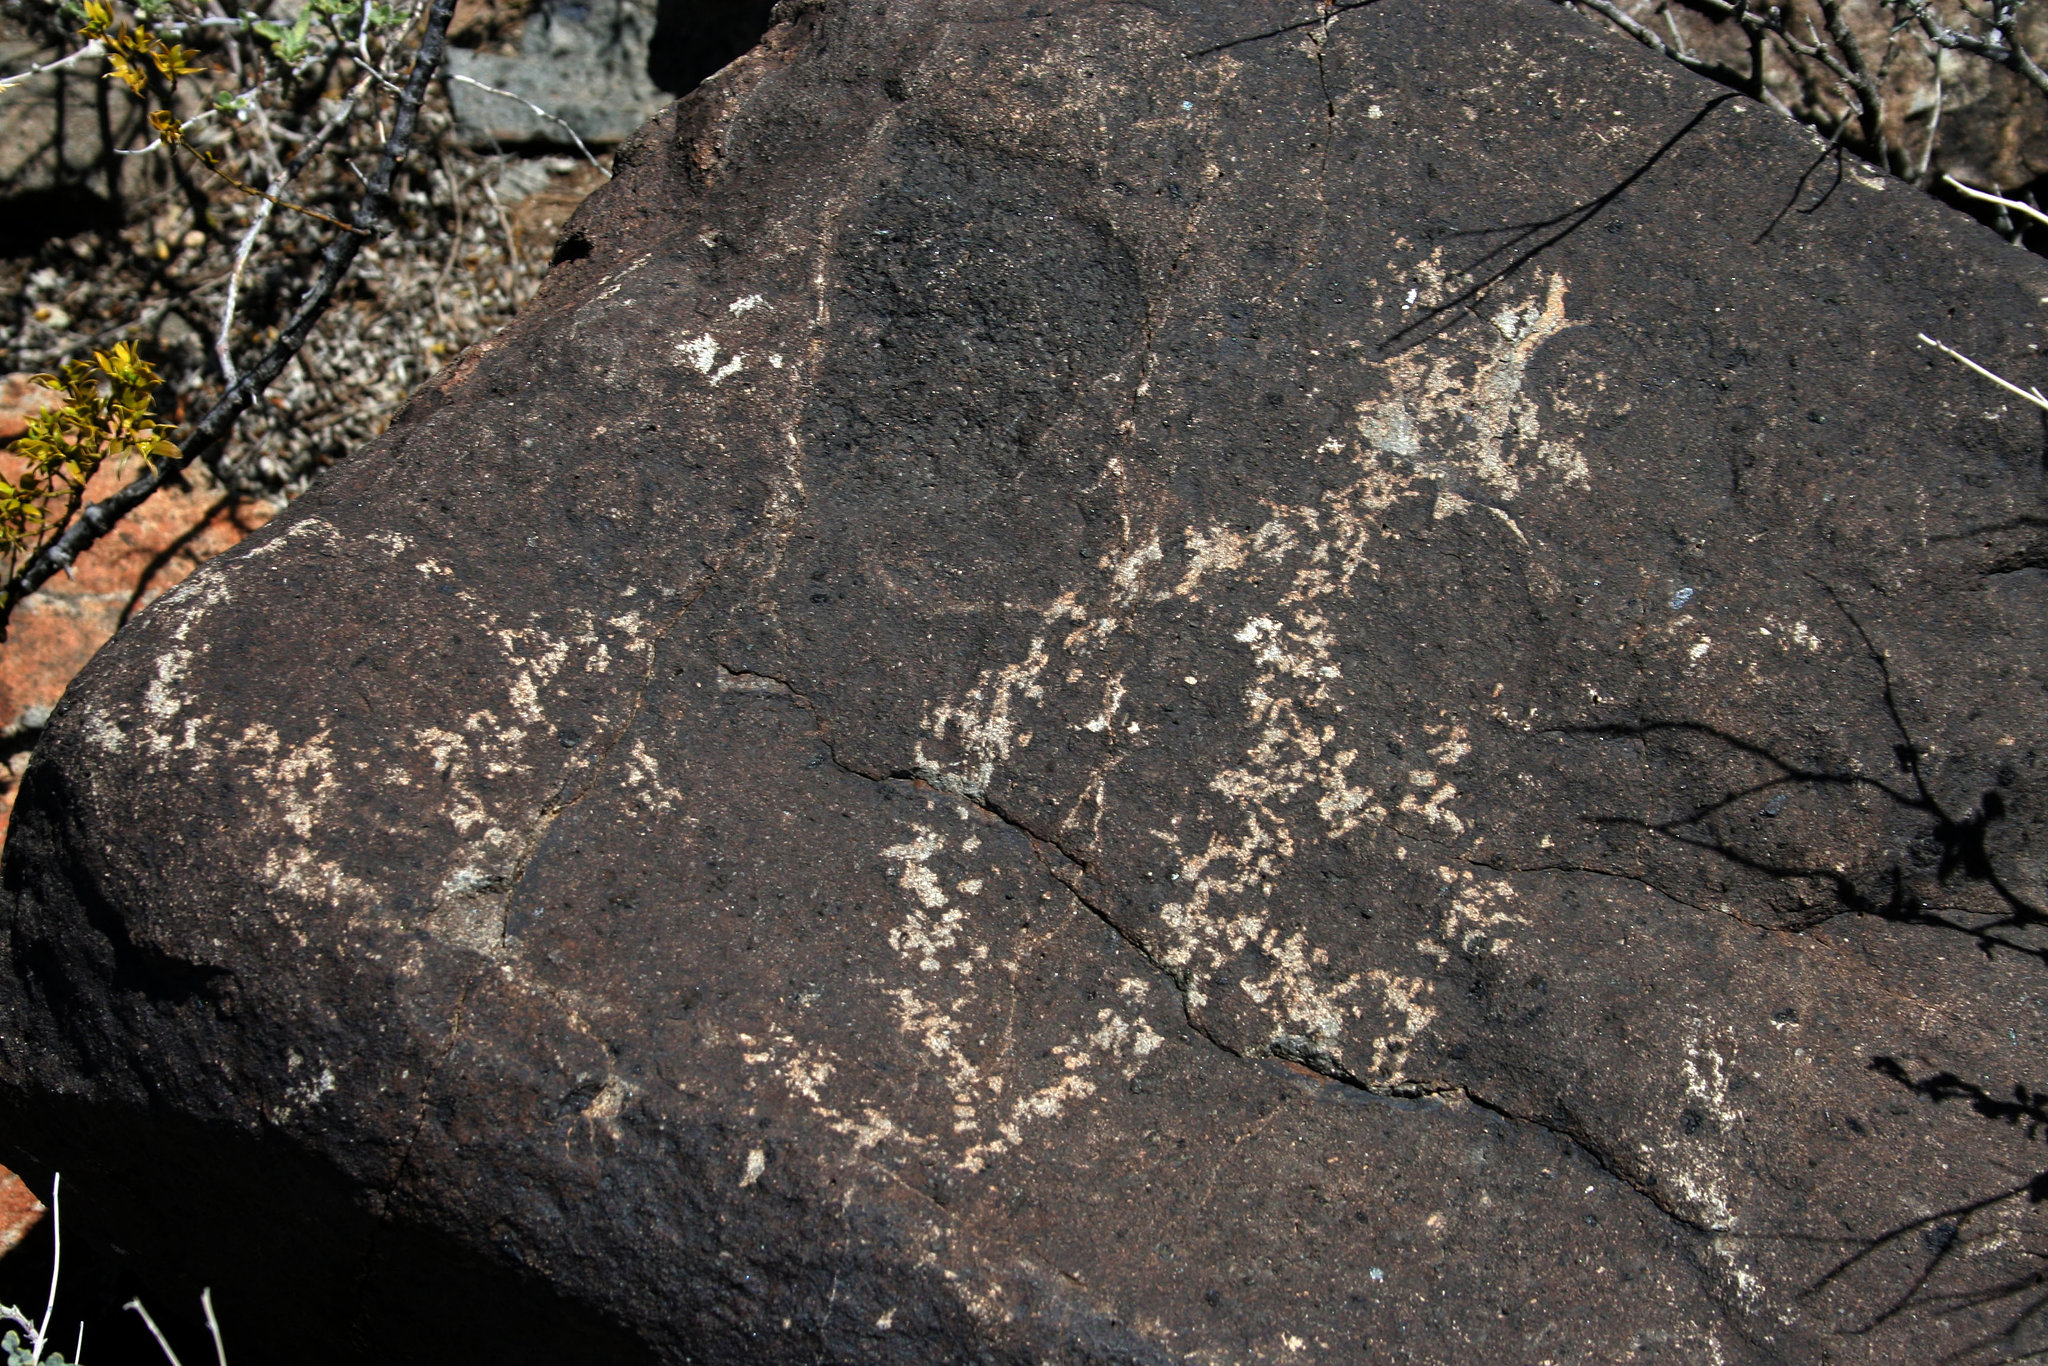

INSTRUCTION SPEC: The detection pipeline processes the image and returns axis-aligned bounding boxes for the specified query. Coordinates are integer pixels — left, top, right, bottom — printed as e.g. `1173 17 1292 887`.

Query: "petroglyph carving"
749 812 1167 1174
1356 266 1588 508
752 274 1589 1161
883 274 1591 1087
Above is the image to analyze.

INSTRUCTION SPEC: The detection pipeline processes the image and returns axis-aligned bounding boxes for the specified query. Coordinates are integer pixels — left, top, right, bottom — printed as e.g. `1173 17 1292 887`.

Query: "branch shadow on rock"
1545 590 2048 1356
1800 1058 2048 1365
1559 588 2043 958
1374 92 1737 358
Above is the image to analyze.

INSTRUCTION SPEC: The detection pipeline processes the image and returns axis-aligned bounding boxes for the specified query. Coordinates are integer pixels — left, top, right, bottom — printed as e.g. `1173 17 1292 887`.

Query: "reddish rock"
0 1165 43 1259
0 375 60 443
0 414 275 840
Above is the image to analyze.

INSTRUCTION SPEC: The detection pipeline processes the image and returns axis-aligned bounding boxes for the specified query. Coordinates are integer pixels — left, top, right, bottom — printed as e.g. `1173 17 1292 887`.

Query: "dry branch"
0 0 462 636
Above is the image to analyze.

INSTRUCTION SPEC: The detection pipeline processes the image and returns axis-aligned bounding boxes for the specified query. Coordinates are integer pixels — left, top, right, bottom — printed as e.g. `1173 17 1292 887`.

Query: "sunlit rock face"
2 1 2045 1361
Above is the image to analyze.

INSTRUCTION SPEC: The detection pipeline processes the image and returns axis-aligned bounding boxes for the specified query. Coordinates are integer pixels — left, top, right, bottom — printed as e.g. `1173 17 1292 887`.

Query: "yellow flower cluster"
76 0 204 97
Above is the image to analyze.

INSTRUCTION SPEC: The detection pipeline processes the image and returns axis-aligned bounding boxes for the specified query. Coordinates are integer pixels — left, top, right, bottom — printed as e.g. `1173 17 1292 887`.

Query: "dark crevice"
1181 0 1389 62
1263 1042 1752 1321
1309 6 1337 125
709 664 1243 1065
1234 1001 1723 1240
1457 1085 1718 1234
1460 853 1780 927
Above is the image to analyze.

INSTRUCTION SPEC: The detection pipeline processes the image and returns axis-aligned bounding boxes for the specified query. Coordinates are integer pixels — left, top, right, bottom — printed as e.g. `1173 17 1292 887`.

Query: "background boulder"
2 0 2045 1361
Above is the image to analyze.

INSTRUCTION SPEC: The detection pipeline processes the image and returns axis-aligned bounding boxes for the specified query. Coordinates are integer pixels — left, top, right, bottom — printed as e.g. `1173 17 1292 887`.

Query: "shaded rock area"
2 0 2046 1361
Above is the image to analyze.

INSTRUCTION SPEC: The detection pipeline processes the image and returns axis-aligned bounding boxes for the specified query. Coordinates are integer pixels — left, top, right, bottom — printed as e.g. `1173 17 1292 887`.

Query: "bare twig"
1819 0 1890 162
1890 0 2048 98
1568 0 1760 87
350 0 405 91
201 1287 228 1366
0 40 104 90
118 77 278 155
159 117 371 235
35 1174 58 1365
1917 332 2048 410
124 1299 184 1366
115 103 220 155
1912 41 1942 184
447 73 611 177
216 79 370 383
1941 172 2048 229
0 0 464 635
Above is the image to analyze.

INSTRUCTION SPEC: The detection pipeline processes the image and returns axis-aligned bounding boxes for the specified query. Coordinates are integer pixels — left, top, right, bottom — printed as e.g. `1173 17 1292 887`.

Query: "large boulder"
4 0 2046 1360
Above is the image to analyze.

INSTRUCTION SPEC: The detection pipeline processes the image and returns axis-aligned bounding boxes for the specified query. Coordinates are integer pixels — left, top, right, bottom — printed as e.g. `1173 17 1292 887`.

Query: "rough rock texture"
3 0 2046 1361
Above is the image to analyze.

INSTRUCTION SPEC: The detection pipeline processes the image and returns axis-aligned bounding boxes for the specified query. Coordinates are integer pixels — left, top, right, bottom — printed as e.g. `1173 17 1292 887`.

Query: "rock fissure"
719 658 1753 1267
713 660 1270 1076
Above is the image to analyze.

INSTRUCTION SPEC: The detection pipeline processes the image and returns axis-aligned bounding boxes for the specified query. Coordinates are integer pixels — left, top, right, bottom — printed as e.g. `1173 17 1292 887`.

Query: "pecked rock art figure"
2 0 2045 1361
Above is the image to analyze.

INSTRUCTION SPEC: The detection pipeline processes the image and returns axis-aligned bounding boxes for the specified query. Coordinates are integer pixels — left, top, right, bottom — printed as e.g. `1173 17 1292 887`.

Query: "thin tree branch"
1941 172 2048 228
216 79 369 385
1913 41 1943 183
200 1287 227 1366
123 1299 184 1366
1569 0 1761 86
1890 0 2048 98
1819 0 1890 161
0 0 462 637
0 40 104 90
447 73 610 176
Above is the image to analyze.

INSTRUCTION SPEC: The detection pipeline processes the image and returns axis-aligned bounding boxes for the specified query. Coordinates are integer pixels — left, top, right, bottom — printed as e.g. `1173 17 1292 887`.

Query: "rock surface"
3 0 2047 1361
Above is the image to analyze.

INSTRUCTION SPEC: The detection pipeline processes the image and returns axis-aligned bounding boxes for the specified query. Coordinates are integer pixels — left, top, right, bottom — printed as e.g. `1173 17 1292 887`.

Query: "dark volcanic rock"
4 0 2047 1360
